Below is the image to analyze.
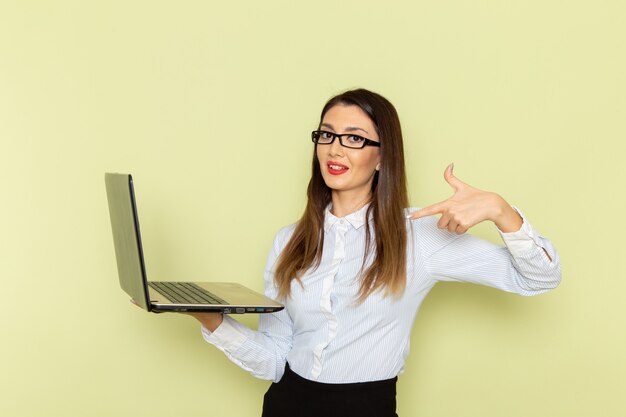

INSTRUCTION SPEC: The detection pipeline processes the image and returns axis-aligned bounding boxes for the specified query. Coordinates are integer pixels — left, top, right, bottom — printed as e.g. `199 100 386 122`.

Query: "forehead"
321 104 377 135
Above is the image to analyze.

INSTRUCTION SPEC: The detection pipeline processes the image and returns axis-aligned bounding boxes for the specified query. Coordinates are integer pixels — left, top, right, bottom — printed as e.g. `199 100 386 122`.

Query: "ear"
375 163 381 171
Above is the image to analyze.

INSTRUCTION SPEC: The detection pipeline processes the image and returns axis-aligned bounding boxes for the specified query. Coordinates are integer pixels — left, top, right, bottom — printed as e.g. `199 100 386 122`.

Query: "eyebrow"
320 123 369 135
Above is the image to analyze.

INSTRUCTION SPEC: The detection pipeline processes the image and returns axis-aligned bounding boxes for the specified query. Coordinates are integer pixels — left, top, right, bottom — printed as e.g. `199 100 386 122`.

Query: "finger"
455 224 469 234
446 218 459 233
437 213 452 230
443 163 467 191
407 201 447 220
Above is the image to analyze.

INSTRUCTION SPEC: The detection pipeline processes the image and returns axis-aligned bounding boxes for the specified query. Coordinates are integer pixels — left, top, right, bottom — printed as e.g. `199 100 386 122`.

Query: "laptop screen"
105 173 151 311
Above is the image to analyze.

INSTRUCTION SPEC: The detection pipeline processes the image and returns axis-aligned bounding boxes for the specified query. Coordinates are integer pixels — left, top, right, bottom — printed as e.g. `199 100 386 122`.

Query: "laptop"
104 172 284 314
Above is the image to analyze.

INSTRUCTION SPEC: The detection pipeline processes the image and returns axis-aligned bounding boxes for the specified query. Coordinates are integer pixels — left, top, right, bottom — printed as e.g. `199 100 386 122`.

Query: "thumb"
443 163 466 191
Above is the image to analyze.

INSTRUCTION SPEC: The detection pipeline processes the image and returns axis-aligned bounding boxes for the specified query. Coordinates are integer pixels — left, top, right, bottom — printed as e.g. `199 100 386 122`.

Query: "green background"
1 1 624 416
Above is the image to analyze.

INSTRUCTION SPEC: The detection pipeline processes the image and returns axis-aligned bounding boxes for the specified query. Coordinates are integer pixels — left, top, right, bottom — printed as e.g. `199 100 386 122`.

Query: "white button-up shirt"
202 205 561 383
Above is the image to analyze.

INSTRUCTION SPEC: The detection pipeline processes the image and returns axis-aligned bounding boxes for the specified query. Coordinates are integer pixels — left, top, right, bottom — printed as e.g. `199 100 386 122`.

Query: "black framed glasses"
311 130 381 149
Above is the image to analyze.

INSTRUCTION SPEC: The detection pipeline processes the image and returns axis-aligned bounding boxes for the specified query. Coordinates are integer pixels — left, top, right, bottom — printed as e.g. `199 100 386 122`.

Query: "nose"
328 137 344 157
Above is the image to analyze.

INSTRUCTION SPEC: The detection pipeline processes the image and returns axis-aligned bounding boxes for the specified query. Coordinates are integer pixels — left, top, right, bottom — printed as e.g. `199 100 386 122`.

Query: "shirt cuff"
200 315 248 353
497 206 545 257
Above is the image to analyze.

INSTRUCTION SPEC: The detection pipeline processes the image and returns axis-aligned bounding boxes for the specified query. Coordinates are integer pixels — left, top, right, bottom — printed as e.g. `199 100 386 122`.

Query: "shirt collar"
324 203 371 232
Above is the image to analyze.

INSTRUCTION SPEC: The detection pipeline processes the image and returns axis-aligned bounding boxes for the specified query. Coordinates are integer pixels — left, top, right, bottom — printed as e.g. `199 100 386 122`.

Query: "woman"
189 89 561 417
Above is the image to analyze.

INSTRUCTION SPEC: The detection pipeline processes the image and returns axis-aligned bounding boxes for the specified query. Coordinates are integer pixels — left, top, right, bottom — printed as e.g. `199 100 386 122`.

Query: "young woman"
188 89 561 417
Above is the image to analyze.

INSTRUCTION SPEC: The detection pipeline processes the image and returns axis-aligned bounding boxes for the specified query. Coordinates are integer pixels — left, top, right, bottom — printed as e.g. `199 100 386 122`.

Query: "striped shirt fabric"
202 205 561 383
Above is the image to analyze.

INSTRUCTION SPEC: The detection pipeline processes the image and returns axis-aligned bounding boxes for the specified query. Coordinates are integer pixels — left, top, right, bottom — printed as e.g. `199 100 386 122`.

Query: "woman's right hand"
180 311 224 332
130 299 224 331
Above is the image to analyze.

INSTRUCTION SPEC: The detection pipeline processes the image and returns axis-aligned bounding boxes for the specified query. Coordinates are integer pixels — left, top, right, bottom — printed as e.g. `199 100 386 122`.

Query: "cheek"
316 147 325 167
353 151 380 171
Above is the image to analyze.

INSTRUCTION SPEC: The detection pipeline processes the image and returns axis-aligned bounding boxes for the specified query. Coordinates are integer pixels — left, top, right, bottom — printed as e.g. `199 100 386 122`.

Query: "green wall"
1 1 624 416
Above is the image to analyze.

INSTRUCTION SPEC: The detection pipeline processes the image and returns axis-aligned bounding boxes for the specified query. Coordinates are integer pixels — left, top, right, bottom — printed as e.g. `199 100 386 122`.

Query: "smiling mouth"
327 162 349 175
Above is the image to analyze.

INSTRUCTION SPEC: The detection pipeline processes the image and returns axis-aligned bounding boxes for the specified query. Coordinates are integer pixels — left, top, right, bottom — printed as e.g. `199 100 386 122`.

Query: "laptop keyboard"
148 281 227 305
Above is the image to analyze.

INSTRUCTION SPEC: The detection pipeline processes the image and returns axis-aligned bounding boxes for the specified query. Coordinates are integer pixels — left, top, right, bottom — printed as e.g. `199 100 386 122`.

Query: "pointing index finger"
407 201 447 220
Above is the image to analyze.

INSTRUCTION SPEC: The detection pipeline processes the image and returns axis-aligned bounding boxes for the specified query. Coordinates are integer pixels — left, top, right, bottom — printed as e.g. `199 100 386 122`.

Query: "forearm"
201 313 293 382
495 202 553 262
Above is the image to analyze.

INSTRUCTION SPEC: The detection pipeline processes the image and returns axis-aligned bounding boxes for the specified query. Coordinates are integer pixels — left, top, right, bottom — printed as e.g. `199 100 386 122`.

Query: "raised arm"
409 164 561 294
408 164 552 261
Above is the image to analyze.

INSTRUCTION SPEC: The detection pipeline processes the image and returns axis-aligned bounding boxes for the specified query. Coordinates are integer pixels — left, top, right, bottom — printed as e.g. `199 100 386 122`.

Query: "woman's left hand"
407 164 523 234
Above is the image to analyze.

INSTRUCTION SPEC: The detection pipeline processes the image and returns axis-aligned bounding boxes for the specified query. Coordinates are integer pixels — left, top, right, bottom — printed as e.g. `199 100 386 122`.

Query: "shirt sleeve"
420 208 561 296
200 227 295 382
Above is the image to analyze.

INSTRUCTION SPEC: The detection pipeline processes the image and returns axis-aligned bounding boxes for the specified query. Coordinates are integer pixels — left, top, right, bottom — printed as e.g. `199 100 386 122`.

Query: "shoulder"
404 207 459 257
271 223 297 251
263 223 297 266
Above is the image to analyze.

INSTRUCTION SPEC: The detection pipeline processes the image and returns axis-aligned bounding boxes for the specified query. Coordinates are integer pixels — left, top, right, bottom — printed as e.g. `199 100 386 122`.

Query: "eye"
320 131 334 140
346 135 365 144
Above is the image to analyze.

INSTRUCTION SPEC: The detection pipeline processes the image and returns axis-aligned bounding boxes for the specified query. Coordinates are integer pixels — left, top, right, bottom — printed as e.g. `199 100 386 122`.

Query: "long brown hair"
274 89 408 302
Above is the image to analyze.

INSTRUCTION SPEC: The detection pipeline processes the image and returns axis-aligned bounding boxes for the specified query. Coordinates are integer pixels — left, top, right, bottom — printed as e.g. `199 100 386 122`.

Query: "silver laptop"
105 173 284 314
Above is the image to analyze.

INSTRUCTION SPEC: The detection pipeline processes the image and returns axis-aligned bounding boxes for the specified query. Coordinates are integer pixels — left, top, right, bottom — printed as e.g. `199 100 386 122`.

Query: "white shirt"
202 205 561 383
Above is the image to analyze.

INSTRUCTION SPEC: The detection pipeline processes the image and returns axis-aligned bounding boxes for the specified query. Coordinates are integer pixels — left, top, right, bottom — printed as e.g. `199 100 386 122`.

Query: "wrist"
492 195 523 233
203 313 224 332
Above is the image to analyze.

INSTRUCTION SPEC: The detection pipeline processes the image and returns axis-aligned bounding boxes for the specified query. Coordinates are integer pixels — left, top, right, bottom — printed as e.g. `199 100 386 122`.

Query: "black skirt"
262 364 398 417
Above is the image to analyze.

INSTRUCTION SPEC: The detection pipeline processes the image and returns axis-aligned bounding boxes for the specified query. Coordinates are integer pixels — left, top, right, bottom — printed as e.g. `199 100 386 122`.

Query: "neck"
330 190 372 218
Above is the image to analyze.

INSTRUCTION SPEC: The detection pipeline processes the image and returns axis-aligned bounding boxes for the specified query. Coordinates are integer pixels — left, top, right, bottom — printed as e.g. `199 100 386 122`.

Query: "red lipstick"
327 161 349 175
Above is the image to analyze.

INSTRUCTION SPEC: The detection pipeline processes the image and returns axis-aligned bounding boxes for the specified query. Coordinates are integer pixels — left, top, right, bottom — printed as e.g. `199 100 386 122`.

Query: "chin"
321 175 348 190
